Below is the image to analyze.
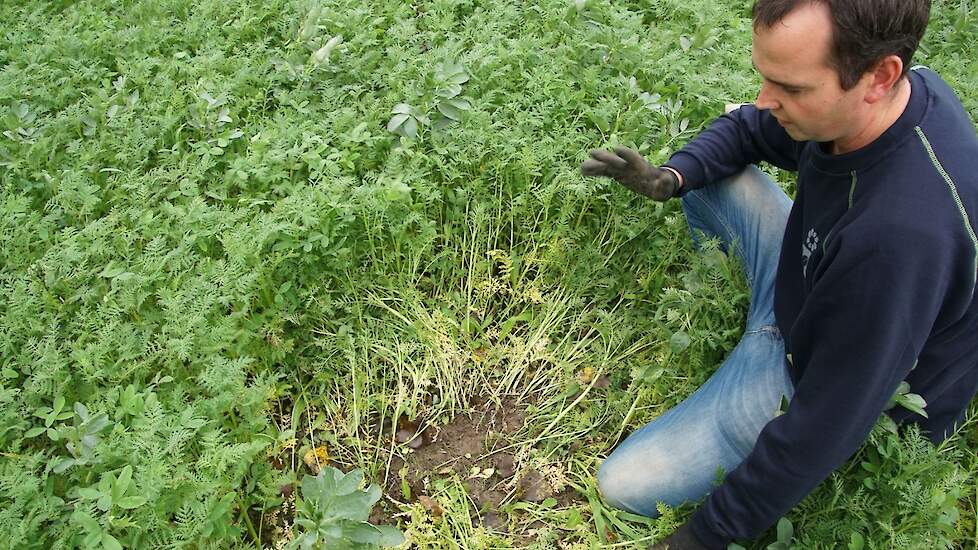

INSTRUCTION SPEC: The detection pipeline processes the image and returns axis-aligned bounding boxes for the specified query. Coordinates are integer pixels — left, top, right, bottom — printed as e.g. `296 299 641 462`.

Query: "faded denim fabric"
597 166 795 517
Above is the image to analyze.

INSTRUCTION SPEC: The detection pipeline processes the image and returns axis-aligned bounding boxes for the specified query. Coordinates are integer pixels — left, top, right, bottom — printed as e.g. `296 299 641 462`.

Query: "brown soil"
369 395 580 531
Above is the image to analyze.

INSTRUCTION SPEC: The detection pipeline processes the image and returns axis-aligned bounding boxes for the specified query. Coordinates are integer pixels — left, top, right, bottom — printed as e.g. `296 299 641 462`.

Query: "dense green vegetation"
1 1 976 548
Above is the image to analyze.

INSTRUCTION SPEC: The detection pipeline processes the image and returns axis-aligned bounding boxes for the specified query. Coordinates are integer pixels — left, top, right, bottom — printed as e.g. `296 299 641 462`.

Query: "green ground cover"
1 0 976 548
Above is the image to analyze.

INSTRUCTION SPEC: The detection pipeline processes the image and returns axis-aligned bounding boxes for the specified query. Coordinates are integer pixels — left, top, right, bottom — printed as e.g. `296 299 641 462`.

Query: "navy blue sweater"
664 68 978 548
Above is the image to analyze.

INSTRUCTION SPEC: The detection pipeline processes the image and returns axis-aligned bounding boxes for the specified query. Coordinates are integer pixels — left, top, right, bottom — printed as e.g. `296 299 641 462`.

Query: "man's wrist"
661 166 685 196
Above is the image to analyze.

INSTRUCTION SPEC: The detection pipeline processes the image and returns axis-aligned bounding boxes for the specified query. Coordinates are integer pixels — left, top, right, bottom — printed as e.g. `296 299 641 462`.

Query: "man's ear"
864 54 905 104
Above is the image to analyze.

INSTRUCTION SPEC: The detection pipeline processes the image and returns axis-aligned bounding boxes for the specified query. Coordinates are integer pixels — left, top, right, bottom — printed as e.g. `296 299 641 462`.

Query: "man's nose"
755 81 780 111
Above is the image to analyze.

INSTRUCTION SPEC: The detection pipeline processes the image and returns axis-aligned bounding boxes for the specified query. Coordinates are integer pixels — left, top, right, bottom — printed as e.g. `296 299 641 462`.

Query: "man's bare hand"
580 146 680 201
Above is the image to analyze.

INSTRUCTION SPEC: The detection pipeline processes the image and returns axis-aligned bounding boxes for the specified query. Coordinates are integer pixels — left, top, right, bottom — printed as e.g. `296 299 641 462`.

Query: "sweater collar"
808 69 928 175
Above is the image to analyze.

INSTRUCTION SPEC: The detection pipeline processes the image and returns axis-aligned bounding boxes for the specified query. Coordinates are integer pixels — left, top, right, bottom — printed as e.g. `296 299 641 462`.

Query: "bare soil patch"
370 395 580 530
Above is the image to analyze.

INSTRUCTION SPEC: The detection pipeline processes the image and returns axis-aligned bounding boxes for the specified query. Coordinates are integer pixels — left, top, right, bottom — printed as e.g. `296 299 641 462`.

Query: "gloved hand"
580 146 681 201
650 523 710 550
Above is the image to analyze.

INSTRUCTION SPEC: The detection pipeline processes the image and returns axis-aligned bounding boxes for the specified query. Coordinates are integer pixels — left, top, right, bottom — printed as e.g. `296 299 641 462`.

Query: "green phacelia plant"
289 467 404 550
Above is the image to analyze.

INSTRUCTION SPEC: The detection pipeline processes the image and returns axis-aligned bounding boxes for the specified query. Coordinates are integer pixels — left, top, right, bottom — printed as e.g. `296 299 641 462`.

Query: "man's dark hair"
752 0 931 90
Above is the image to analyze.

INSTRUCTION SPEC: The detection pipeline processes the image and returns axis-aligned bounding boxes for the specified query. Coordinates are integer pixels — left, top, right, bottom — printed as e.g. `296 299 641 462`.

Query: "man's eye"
783 86 802 95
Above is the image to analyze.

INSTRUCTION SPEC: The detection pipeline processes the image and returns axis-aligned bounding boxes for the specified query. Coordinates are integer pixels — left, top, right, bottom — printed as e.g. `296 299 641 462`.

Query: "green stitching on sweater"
820 173 857 256
848 171 857 209
915 126 978 284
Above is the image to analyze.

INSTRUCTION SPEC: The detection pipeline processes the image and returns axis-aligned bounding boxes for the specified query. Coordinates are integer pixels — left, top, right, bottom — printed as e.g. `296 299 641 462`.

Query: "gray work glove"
650 523 710 550
580 146 681 201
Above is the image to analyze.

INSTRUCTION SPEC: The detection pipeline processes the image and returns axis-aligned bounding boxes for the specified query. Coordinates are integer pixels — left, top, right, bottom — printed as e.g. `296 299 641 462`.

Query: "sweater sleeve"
664 105 801 192
689 226 957 549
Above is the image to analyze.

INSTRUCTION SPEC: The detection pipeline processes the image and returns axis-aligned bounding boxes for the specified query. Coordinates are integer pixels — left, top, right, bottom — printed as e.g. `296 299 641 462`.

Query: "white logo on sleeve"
802 228 819 278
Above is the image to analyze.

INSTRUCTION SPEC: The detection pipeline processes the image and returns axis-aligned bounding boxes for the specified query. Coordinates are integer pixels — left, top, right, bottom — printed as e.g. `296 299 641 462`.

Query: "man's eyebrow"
751 60 809 90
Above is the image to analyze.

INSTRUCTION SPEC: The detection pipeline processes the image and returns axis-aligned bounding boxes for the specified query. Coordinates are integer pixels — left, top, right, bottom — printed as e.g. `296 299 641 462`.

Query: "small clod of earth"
369 396 580 530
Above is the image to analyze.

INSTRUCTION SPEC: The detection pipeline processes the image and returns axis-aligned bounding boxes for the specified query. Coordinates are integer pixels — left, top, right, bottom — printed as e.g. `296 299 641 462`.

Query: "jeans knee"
596 458 630 511
596 455 667 517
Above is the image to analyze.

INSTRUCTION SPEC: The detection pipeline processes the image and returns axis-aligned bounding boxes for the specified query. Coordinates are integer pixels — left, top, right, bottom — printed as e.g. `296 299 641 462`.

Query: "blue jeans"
597 166 795 517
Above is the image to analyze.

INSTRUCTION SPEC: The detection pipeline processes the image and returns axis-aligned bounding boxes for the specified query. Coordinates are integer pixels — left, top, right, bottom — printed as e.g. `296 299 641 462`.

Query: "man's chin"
782 124 808 141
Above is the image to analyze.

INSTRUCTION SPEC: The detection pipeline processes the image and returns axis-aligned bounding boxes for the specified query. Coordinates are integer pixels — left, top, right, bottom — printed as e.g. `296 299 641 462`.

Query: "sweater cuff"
663 151 706 196
690 509 733 550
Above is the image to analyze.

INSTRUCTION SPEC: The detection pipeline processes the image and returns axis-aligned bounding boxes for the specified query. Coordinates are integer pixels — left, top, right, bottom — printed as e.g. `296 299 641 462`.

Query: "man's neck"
831 77 913 155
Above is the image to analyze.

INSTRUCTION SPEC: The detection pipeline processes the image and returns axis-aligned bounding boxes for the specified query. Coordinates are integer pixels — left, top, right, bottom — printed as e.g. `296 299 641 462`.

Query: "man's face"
751 3 870 144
